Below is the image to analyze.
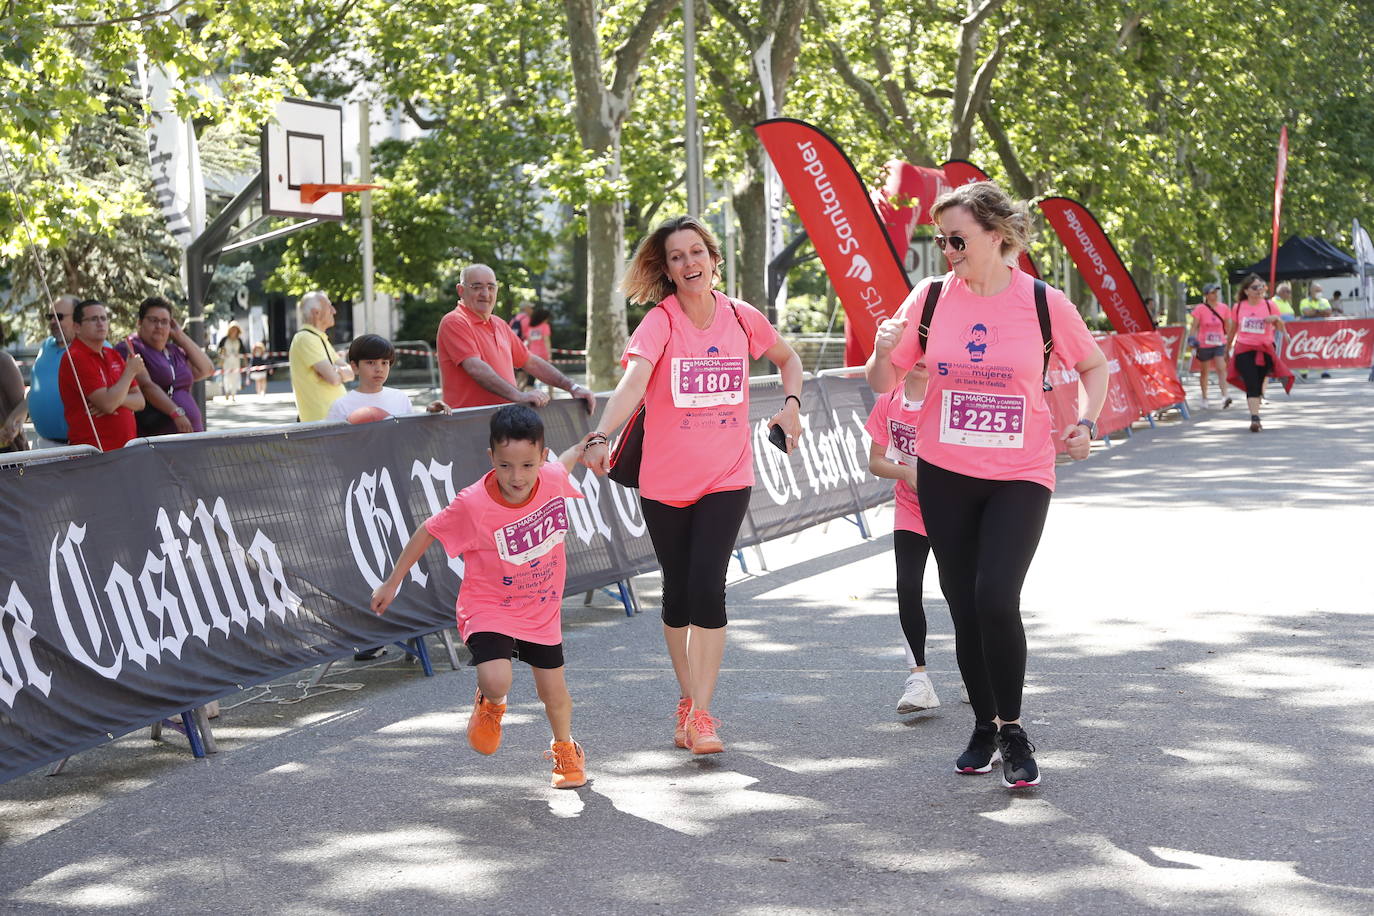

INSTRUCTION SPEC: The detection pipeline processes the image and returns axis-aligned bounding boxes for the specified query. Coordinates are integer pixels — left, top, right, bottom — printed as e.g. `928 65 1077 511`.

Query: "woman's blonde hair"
930 181 1032 261
622 215 723 304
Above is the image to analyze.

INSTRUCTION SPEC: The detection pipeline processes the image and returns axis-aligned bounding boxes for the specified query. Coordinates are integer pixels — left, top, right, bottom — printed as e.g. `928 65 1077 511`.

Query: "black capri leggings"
916 459 1051 723
894 530 930 667
1233 349 1270 398
640 487 751 629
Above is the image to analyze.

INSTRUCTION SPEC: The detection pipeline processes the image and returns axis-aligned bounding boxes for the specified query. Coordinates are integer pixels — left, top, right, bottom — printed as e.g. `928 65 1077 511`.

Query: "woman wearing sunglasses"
865 181 1108 789
1226 274 1291 432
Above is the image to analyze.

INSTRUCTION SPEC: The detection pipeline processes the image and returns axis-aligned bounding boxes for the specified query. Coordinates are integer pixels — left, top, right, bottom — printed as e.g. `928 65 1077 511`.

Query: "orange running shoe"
674 697 693 748
546 739 587 789
685 709 724 755
466 689 505 755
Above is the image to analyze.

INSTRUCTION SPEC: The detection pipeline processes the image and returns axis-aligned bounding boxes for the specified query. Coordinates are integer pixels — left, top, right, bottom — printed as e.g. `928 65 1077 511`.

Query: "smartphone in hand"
767 423 788 452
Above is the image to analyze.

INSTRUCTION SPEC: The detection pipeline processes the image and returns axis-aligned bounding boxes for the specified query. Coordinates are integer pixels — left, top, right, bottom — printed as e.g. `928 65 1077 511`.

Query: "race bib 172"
495 498 570 566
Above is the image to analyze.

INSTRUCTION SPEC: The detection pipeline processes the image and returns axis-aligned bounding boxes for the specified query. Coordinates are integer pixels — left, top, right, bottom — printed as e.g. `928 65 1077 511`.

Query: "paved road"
2 371 1371 914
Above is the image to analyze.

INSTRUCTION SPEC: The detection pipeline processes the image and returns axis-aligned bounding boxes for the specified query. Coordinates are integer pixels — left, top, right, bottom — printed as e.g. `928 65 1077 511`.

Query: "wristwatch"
171 406 187 418
1076 417 1097 438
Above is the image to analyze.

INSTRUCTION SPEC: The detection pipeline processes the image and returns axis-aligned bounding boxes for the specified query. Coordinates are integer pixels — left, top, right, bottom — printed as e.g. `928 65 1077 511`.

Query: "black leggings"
894 530 930 667
916 459 1051 723
640 488 751 629
1233 350 1270 398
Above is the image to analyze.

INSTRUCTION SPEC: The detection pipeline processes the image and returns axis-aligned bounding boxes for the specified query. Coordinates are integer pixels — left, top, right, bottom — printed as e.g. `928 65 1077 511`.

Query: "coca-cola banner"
0 377 892 783
1281 319 1374 369
1038 197 1154 335
754 119 911 364
1114 331 1187 412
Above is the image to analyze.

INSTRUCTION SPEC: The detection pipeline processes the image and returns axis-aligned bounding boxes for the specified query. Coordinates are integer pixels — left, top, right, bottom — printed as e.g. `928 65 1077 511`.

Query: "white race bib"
939 390 1026 449
1241 316 1267 335
1204 331 1224 346
670 356 746 408
884 417 919 464
494 498 570 566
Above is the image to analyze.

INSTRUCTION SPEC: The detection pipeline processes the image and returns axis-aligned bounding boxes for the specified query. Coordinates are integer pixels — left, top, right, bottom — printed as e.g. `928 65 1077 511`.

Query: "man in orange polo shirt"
437 264 595 412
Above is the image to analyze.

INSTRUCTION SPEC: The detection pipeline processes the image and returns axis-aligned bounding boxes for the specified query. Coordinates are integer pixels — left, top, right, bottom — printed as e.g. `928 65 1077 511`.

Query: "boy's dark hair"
530 306 551 327
138 296 175 321
489 404 544 449
74 299 106 323
347 333 395 363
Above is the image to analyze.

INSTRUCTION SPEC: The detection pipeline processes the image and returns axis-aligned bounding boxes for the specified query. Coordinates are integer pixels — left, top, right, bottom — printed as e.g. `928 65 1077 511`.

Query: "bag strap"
1203 302 1225 327
916 279 944 356
1035 278 1053 391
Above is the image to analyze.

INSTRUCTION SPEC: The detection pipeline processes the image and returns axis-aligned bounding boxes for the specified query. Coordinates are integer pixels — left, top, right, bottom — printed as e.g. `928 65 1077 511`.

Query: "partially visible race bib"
939 390 1026 449
1204 331 1224 346
1241 316 1267 335
495 498 570 566
670 356 746 408
884 417 919 464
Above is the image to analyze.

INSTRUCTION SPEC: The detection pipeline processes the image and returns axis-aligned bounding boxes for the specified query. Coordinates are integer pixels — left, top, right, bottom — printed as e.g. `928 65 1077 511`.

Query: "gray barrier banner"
0 375 889 783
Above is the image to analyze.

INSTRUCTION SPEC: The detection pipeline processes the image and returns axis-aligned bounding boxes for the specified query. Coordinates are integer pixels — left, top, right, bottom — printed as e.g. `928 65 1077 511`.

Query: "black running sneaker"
955 722 1000 774
1249 415 1262 432
1222 397 1234 409
997 724 1040 788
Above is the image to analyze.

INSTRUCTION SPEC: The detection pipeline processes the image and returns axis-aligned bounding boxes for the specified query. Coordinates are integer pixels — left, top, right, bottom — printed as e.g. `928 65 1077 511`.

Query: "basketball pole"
358 98 377 333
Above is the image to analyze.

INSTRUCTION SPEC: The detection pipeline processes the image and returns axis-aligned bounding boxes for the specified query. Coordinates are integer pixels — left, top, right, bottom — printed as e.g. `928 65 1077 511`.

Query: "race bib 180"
884 417 919 464
1241 316 1267 335
939 390 1026 449
495 498 570 566
671 356 746 408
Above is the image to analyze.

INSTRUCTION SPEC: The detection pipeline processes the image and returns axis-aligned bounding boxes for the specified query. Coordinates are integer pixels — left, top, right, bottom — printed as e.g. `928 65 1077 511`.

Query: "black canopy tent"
1228 235 1371 284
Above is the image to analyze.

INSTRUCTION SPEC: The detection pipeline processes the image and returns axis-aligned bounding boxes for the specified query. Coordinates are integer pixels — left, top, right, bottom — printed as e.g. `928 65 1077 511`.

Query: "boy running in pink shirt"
371 405 594 789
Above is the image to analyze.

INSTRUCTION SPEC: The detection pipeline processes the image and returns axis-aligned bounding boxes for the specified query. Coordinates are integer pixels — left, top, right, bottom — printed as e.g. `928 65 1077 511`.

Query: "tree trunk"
734 158 768 316
584 198 628 388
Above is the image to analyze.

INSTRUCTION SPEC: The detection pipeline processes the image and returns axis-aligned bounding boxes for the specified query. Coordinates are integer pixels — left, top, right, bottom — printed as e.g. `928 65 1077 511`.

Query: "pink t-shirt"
888 270 1099 491
424 461 584 646
864 389 926 535
526 321 552 361
1233 299 1278 347
1190 303 1231 348
622 291 778 505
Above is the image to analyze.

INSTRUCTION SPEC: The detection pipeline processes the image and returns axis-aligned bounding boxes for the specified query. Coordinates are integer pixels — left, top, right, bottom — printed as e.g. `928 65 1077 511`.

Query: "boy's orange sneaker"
466 689 505 755
673 697 693 748
685 709 724 755
546 739 587 789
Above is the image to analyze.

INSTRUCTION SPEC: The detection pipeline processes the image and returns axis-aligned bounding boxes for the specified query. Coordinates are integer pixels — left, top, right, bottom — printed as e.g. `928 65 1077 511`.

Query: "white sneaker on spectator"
897 672 940 713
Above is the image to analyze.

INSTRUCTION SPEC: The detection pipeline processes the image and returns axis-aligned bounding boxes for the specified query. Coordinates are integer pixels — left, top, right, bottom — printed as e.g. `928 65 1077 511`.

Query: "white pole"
358 98 376 332
683 0 703 216
724 192 737 299
753 37 783 311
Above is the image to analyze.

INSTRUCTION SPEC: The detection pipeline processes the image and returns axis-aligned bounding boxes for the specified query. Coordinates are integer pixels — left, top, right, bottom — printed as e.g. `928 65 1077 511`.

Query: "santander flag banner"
941 159 1039 278
1271 126 1289 289
1281 319 1374 370
1038 197 1154 334
755 119 911 364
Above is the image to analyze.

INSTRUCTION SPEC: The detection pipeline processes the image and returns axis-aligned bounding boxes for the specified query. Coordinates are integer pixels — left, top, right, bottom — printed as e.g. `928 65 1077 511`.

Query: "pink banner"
1094 337 1146 436
1114 331 1186 412
1157 325 1186 364
1271 126 1289 290
1281 319 1374 369
1038 197 1154 335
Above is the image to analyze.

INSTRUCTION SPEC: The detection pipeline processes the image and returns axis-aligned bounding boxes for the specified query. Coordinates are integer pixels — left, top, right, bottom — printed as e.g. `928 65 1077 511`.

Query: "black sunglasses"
934 234 967 252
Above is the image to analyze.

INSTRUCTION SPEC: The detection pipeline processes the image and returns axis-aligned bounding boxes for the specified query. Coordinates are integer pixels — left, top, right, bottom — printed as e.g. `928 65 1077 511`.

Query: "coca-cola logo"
1286 326 1371 362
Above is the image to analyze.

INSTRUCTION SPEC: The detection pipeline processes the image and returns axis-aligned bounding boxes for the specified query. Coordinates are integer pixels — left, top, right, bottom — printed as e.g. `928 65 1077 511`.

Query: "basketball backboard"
260 98 344 220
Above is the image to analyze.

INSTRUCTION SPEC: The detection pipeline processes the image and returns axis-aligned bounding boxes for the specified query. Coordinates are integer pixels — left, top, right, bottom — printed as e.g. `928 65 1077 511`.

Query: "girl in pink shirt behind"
371 405 598 790
582 215 804 756
864 360 942 715
866 182 1108 790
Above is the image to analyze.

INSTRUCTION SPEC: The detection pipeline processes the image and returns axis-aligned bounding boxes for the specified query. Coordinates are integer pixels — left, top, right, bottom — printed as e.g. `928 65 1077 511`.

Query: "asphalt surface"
2 370 1372 915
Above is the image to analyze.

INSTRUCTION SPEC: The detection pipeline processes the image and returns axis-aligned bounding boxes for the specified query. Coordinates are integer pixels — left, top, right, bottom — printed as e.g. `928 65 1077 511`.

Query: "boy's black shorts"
466 631 565 669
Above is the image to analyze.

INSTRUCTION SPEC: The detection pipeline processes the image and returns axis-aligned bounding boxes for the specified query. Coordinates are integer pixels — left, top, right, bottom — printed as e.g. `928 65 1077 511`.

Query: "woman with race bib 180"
583 216 803 755
866 182 1108 789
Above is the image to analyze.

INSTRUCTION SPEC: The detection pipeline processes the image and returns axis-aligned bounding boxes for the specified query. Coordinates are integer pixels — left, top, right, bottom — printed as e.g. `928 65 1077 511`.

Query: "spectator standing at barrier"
1272 282 1297 321
371 406 598 789
116 297 214 436
216 322 247 401
865 359 940 714
326 334 451 422
0 348 27 453
289 291 353 422
58 299 145 451
249 342 271 395
1300 283 1331 318
437 265 595 412
1227 273 1290 432
26 295 80 449
866 182 1108 790
582 216 804 756
1188 283 1233 409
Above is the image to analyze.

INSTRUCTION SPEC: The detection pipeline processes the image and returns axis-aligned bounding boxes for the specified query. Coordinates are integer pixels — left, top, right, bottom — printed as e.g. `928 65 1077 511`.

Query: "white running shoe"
1200 396 1213 409
896 672 940 713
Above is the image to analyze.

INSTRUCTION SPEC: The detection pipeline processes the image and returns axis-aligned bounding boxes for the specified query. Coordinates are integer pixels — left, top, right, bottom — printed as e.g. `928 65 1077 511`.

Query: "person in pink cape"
1226 274 1293 432
371 405 599 790
582 215 803 756
866 181 1108 789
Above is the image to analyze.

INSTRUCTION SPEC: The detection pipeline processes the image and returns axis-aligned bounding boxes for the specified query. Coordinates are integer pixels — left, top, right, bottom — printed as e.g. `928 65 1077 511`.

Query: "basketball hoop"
299 183 382 204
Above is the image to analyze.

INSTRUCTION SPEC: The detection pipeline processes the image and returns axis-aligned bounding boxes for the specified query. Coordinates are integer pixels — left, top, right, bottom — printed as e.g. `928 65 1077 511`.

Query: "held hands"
873 317 907 357
1061 422 1092 460
581 436 610 475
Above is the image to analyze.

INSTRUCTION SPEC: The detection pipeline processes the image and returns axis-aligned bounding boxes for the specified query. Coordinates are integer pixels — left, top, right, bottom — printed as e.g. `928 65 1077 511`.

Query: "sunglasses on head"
933 234 967 252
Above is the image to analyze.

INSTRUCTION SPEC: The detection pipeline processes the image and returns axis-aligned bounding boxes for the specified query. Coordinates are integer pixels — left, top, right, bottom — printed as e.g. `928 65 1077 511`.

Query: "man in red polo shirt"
437 264 596 412
58 299 145 451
